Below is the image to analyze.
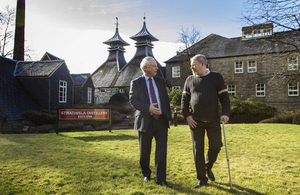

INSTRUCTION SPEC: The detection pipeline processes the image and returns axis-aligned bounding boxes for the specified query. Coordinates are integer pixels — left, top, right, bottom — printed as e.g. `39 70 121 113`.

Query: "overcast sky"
2 0 246 73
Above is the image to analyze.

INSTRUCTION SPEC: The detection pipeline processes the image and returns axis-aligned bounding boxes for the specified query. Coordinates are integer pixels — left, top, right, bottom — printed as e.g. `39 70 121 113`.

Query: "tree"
176 25 202 76
241 0 300 51
177 25 201 59
241 0 300 31
0 5 15 57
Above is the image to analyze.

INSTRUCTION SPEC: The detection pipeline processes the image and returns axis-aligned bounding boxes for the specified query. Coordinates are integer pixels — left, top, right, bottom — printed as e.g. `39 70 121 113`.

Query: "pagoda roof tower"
114 16 164 88
92 18 129 88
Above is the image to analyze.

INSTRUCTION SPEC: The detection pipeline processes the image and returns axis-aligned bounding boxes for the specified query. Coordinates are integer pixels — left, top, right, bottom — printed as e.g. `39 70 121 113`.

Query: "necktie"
149 78 159 120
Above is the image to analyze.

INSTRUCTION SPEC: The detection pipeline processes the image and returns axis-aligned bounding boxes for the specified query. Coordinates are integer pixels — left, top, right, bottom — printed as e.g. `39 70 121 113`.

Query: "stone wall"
94 87 129 104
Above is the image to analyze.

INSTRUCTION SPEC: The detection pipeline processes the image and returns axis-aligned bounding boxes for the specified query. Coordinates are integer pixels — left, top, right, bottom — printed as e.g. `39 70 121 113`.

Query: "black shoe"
156 181 173 188
144 177 151 182
206 169 215 181
194 180 207 188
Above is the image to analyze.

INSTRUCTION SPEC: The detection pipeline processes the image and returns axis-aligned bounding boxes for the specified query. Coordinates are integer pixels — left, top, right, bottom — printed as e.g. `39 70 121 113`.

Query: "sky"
1 0 247 74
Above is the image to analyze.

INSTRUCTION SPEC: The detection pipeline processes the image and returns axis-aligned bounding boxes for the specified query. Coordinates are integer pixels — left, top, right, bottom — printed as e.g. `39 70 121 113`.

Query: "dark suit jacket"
129 76 172 132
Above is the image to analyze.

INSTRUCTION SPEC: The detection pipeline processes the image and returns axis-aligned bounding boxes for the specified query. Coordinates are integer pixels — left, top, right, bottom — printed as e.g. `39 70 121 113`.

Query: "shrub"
259 112 294 124
292 113 300 124
21 110 56 125
229 97 277 117
168 88 182 107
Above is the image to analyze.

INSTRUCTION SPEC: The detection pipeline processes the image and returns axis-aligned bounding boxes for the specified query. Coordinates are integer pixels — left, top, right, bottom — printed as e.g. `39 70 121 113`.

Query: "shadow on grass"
171 184 211 195
58 133 137 142
209 182 266 195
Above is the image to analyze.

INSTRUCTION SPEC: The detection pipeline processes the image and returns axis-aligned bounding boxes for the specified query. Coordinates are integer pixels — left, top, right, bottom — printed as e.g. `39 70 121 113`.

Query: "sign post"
56 108 111 134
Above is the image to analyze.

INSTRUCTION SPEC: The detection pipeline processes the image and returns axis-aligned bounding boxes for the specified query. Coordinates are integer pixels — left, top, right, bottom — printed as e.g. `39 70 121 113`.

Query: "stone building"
92 17 164 104
165 24 300 111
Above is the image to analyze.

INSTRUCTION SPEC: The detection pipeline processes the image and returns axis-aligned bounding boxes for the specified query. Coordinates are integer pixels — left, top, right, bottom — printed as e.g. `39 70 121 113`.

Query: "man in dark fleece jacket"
181 54 230 188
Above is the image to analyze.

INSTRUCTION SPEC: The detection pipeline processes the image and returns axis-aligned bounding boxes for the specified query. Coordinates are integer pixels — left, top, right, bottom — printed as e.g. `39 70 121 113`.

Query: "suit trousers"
190 121 222 181
138 115 168 182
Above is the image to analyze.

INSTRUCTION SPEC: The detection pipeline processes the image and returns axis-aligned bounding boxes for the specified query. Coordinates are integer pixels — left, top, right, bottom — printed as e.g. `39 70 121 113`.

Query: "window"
288 57 298 70
172 66 180 78
288 83 299 96
227 85 236 96
247 61 257 73
234 61 243 73
253 30 261 37
263 29 271 36
256 84 265 97
87 87 92 103
119 89 125 93
59 80 67 103
100 89 105 93
244 31 252 39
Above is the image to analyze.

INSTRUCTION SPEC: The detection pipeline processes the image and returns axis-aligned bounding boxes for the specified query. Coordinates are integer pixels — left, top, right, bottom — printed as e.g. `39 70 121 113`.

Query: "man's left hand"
221 115 229 124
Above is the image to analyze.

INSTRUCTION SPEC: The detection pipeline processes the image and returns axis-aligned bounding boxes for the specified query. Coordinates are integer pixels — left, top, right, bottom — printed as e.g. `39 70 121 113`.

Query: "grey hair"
191 54 207 65
140 56 154 73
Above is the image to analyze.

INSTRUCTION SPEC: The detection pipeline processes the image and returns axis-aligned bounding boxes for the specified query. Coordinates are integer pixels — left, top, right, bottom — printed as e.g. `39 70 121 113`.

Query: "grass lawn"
0 124 299 194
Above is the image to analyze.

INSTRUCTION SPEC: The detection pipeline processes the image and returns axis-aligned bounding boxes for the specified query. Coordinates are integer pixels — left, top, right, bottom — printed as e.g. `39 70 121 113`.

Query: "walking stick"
221 118 233 191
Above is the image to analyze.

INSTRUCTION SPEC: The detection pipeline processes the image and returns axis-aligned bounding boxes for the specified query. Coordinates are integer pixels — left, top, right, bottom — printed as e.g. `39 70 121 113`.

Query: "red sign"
59 109 110 120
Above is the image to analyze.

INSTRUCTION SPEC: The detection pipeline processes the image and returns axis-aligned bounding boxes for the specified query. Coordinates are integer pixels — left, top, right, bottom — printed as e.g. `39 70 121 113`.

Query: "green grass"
0 124 299 194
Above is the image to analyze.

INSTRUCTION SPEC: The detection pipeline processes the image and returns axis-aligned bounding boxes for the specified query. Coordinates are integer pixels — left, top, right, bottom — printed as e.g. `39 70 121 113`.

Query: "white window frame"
234 61 243 73
87 87 92 103
263 29 271 36
172 66 180 78
256 84 265 97
247 60 257 73
227 85 236 96
253 30 261 37
288 57 298 70
244 31 252 39
288 83 299 96
59 80 67 103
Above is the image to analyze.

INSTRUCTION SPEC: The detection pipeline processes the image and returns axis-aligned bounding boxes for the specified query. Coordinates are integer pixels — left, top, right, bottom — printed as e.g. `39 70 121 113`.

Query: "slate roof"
130 21 159 42
0 56 41 121
165 31 300 63
92 61 120 88
71 73 91 86
14 60 64 77
103 28 129 46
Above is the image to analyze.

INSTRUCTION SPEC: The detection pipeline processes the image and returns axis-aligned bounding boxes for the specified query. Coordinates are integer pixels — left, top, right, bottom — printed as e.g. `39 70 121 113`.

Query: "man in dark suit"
129 56 173 188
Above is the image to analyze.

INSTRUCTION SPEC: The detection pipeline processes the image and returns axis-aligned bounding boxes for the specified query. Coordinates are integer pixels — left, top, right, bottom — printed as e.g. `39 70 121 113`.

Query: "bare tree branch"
0 5 15 57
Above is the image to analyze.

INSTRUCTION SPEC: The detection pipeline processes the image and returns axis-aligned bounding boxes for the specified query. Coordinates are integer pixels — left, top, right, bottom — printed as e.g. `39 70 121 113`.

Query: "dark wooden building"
0 56 41 121
72 73 95 104
14 58 74 110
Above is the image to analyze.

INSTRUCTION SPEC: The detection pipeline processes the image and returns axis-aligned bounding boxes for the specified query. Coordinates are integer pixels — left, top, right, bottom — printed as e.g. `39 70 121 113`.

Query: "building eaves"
40 52 62 61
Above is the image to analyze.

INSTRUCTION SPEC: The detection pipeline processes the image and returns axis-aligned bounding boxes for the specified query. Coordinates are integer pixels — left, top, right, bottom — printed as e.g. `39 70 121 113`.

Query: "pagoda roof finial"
115 17 119 29
143 13 146 21
103 17 129 46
